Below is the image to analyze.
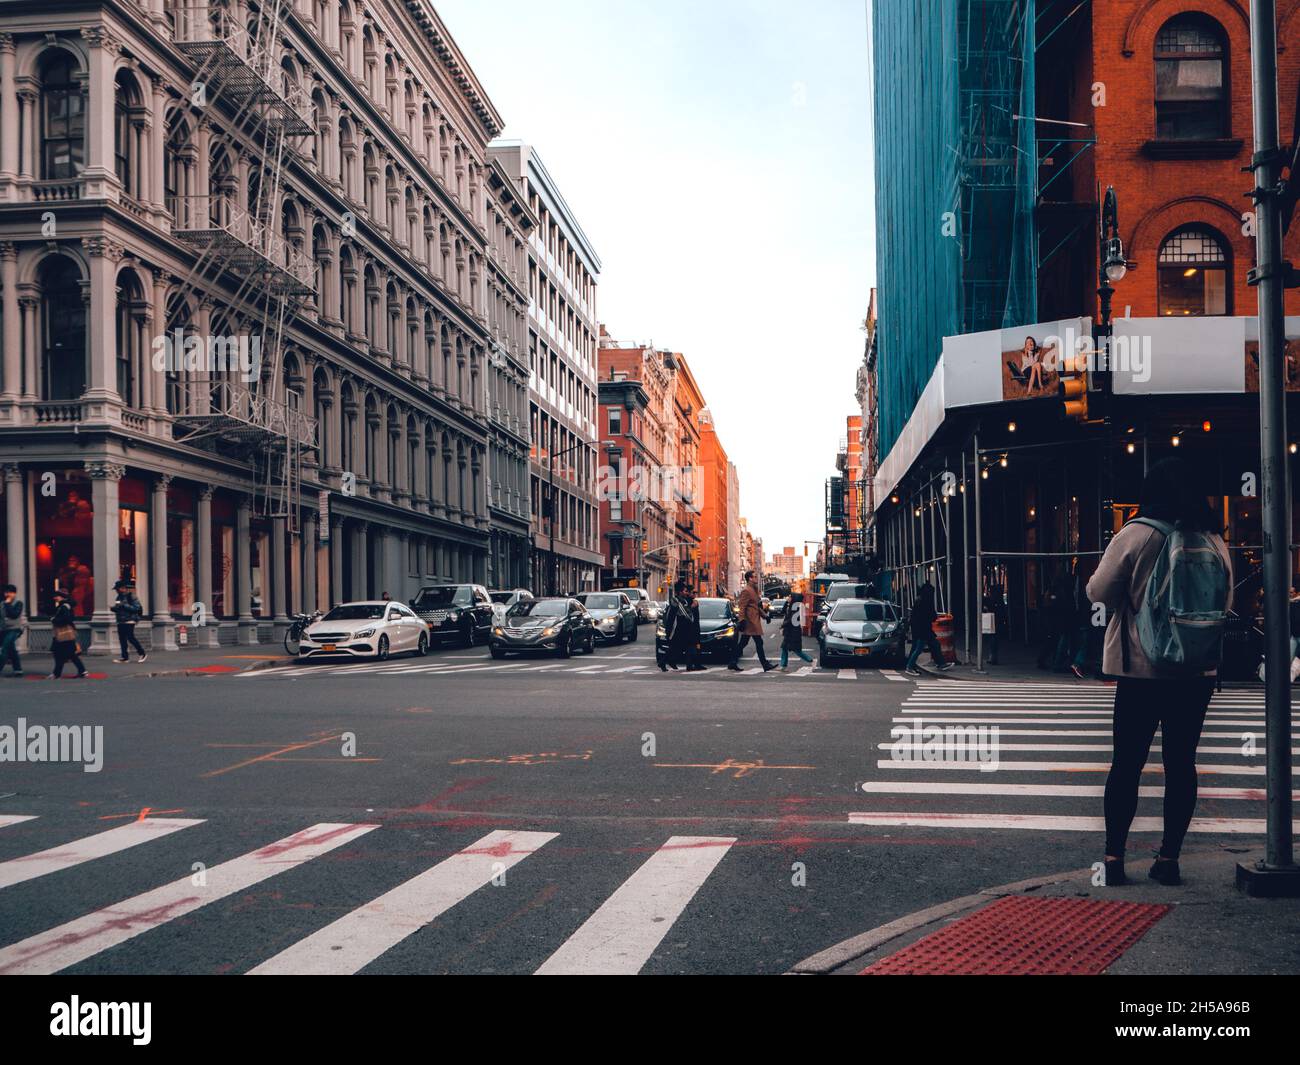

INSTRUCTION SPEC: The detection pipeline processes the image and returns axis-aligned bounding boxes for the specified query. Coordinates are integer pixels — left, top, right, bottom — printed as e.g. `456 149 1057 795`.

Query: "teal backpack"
1122 518 1229 674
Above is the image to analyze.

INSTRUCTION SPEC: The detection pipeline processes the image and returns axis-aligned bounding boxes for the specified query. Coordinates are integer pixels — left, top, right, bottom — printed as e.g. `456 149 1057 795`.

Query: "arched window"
115 270 146 407
340 382 356 474
1155 15 1227 140
41 52 85 180
39 256 86 400
1158 225 1229 316
164 294 192 413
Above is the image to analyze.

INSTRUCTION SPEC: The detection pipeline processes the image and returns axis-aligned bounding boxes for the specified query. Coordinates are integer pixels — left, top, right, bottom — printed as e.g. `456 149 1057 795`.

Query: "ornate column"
350 519 368 600
194 485 219 647
149 76 168 223
0 243 18 408
302 508 318 615
235 494 258 644
373 525 391 599
149 268 170 414
18 290 37 401
329 513 344 608
86 461 125 654
3 465 25 649
271 513 288 632
16 89 36 182
150 474 178 650
81 237 124 418
0 34 16 196
79 27 123 199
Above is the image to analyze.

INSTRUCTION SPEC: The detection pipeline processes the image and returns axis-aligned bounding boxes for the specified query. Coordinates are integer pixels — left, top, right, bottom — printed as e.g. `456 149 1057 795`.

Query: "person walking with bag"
779 591 813 671
662 580 705 672
1 584 25 677
112 579 147 664
904 581 951 675
48 589 87 679
729 570 773 672
1088 458 1231 888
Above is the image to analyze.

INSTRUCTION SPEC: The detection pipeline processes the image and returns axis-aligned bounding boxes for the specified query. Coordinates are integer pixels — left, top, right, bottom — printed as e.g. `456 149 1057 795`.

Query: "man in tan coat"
729 570 774 672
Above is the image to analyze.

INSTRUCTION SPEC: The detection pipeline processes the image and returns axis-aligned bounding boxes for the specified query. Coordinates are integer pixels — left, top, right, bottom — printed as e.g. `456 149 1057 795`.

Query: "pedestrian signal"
1059 349 1089 422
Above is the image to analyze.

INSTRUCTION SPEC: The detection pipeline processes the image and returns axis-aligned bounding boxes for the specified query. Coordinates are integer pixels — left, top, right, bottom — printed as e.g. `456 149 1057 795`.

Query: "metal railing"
170 194 315 291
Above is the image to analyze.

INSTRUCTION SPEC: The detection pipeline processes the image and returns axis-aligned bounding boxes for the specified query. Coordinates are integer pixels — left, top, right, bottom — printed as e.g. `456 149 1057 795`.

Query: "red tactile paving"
861 895 1172 975
189 664 241 673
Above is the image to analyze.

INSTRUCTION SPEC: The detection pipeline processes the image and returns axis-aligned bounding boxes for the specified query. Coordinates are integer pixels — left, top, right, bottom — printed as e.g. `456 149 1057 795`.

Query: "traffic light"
642 539 649 552
1059 349 1089 422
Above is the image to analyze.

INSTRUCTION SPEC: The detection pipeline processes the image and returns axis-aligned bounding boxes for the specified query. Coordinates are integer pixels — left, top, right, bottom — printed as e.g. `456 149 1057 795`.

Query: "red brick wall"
1090 0 1300 317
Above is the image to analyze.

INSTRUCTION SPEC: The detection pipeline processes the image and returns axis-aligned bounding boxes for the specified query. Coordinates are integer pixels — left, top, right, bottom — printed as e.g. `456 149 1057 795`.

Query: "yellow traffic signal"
1059 349 1089 421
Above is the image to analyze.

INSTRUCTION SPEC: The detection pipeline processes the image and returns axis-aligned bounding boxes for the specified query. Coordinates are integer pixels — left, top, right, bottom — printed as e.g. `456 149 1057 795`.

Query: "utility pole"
1241 0 1300 895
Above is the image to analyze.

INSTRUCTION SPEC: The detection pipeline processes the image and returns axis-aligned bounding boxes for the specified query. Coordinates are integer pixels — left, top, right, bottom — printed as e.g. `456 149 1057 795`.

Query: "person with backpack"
1 584 25 677
1087 458 1231 888
779 592 813 671
904 581 951 675
111 578 147 663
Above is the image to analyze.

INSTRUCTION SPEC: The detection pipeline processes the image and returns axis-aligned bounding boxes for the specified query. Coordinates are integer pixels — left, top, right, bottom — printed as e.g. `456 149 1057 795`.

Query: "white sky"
438 0 875 559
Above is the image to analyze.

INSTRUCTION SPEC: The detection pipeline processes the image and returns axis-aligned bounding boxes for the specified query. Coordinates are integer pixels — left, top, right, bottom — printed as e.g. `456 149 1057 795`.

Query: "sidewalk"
793 847 1300 975
0 646 293 681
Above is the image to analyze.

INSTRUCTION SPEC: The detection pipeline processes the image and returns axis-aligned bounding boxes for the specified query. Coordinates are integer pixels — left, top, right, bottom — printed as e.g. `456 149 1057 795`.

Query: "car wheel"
376 635 390 661
818 648 830 669
628 621 638 643
489 644 505 660
557 633 572 659
613 624 624 645
584 633 595 654
415 632 429 657
460 622 474 649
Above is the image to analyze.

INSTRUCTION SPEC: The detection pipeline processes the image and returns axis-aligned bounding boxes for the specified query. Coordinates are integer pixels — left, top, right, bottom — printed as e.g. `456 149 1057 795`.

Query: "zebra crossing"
0 815 737 975
850 680 1295 835
236 656 916 683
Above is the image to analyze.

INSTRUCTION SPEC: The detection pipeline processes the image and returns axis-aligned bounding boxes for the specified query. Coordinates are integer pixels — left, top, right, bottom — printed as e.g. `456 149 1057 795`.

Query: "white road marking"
883 671 907 681
0 822 378 975
847 811 1268 833
838 669 857 680
792 666 815 677
248 830 558 975
858 781 1292 799
874 759 1272 775
0 818 205 890
0 816 38 830
535 835 735 976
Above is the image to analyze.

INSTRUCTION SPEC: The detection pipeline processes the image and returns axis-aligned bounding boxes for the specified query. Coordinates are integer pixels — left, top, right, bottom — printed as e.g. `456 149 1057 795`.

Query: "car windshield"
508 599 568 618
831 602 894 622
322 604 385 621
827 584 871 602
697 599 731 620
412 587 471 609
489 592 514 604
580 594 621 610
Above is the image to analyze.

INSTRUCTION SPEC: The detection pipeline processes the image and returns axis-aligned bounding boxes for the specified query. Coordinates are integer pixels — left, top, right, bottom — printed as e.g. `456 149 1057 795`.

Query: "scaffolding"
165 2 316 531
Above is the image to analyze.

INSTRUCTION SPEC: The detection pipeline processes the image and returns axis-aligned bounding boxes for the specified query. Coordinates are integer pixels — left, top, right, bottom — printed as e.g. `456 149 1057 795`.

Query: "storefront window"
35 471 94 617
167 482 195 616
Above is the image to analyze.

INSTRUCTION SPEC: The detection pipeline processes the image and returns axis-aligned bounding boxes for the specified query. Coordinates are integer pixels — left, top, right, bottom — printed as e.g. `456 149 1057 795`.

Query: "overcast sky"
438 0 874 562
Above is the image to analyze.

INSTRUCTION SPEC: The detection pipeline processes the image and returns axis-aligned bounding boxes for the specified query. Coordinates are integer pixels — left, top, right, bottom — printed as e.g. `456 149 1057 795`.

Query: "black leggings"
1103 676 1213 860
51 639 85 678
117 623 145 658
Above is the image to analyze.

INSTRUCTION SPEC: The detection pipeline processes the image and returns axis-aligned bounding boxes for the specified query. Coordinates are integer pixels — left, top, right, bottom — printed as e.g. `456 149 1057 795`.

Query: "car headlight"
721 625 735 637
541 626 558 637
493 626 504 636
600 618 616 628
354 628 376 639
656 625 666 638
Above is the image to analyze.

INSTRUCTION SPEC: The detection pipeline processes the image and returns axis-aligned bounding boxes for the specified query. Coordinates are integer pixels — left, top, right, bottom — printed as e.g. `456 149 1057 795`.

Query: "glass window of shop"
167 482 196 616
250 522 269 617
34 471 94 617
211 493 236 618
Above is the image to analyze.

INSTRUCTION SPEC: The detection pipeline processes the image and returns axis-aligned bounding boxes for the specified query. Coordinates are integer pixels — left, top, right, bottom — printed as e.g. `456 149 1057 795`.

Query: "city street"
0 622 1289 976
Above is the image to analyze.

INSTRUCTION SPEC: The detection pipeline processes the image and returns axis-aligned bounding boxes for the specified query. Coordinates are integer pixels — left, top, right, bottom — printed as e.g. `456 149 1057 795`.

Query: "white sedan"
298 601 430 660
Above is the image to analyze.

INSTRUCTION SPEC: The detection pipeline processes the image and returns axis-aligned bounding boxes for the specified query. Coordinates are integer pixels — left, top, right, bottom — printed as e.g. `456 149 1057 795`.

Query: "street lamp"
1097 185 1126 338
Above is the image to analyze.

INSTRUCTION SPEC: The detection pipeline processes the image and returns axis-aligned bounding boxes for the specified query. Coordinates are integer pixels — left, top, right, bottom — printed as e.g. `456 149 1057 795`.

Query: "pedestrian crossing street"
851 680 1298 835
237 653 915 683
0 815 738 975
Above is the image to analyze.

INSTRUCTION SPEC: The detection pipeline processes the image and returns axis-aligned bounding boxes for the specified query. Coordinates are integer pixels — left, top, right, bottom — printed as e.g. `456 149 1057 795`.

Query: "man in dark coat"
904 581 951 675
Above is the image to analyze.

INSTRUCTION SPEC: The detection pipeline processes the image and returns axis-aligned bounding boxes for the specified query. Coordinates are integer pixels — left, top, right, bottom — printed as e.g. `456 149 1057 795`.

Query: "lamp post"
1096 186 1126 552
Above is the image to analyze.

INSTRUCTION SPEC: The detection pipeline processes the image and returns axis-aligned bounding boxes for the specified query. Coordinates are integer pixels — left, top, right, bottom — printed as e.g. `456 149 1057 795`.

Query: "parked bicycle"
283 610 323 655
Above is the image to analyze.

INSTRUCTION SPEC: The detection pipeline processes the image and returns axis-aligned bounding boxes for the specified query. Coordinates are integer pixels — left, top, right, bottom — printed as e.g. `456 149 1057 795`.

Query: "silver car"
818 598 905 667
577 591 639 643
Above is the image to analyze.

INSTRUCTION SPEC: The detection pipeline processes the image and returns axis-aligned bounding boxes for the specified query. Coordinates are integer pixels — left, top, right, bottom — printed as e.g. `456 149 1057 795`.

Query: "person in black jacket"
1 584 24 676
904 581 950 675
48 589 87 679
779 592 813 670
111 579 147 663
662 580 705 672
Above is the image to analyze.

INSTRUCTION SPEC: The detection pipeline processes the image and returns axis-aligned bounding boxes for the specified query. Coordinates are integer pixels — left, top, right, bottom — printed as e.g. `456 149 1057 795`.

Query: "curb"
787 865 1092 975
120 657 296 680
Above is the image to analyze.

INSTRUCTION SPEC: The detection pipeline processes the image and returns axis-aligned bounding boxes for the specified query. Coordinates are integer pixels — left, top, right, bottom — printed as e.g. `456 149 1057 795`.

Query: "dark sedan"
654 597 739 666
489 598 596 658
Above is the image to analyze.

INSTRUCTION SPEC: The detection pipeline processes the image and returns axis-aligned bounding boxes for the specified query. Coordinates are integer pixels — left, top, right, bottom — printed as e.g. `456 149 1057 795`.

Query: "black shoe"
1148 858 1181 885
1102 858 1128 886
761 663 775 672
727 664 742 672
659 663 668 672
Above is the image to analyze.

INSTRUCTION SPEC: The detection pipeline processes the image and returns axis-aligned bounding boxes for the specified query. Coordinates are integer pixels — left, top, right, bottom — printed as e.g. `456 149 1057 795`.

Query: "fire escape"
166 2 317 531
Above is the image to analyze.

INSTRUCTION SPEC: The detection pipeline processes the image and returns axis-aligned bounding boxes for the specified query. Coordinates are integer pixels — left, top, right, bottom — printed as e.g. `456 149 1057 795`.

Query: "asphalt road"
0 620 1279 974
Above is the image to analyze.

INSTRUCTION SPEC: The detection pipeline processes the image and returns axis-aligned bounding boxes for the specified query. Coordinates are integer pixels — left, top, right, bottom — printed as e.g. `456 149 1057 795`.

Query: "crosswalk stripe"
875 759 1273 775
792 666 815 677
858 781 1293 800
838 669 857 679
0 816 38 830
0 822 377 976
535 835 735 976
888 725 1260 739
0 818 205 891
886 717 1268 728
847 812 1268 833
248 830 558 975
880 741 1300 754
883 671 907 681
606 666 648 674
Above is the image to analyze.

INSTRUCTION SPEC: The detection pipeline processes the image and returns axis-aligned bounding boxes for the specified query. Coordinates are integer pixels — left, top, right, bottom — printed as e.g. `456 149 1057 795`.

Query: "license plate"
853 647 871 656
323 644 337 652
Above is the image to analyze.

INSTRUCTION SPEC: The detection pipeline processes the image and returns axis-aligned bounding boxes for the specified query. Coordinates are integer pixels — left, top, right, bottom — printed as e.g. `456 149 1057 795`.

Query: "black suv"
410 584 494 647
